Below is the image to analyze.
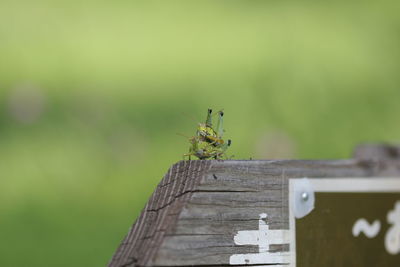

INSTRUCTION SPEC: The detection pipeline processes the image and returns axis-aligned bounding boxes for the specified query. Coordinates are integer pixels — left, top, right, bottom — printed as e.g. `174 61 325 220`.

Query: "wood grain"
109 145 400 267
109 160 211 267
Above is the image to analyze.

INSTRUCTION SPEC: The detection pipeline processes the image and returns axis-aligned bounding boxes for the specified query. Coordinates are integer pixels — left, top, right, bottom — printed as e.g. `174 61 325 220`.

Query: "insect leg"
183 152 194 160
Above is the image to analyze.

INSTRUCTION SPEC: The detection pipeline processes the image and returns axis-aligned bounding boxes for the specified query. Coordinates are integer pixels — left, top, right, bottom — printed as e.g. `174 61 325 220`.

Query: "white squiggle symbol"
385 201 400 255
352 218 381 238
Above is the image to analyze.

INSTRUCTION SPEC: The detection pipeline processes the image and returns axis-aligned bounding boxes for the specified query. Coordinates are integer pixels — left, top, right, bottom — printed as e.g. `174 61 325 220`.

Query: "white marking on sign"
385 201 400 255
352 219 381 238
229 213 290 265
308 178 400 192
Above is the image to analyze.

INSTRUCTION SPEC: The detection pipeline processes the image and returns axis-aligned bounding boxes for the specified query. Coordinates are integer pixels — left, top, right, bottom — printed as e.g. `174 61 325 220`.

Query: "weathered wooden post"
109 144 400 266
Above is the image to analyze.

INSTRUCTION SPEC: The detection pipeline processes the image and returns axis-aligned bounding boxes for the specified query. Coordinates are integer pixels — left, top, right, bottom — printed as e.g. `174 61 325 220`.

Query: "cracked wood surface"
109 144 400 267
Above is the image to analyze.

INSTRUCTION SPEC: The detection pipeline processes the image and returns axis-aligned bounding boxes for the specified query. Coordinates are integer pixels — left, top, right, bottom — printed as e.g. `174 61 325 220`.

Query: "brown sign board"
291 178 400 267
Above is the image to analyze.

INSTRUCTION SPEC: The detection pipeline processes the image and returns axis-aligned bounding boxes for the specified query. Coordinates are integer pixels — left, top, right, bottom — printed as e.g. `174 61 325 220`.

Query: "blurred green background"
1 0 400 266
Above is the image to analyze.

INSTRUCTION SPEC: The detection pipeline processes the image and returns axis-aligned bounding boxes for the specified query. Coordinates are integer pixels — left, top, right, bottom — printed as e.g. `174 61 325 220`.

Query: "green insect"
183 109 232 160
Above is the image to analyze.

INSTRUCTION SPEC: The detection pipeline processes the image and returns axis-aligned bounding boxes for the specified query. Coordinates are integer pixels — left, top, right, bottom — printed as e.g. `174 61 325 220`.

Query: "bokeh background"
1 0 400 266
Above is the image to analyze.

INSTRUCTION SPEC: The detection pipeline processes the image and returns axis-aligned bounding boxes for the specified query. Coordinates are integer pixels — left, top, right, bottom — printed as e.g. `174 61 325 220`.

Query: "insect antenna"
176 132 191 139
180 111 197 122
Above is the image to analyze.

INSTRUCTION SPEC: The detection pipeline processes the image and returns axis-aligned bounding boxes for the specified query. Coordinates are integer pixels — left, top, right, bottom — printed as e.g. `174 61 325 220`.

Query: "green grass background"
1 1 400 266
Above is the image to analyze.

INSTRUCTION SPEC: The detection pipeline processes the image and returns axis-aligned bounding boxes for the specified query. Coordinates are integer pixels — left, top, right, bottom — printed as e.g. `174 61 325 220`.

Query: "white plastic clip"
292 178 315 218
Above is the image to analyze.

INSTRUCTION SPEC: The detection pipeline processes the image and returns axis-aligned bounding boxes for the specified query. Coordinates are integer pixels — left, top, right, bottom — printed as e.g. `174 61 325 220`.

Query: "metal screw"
301 192 309 201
